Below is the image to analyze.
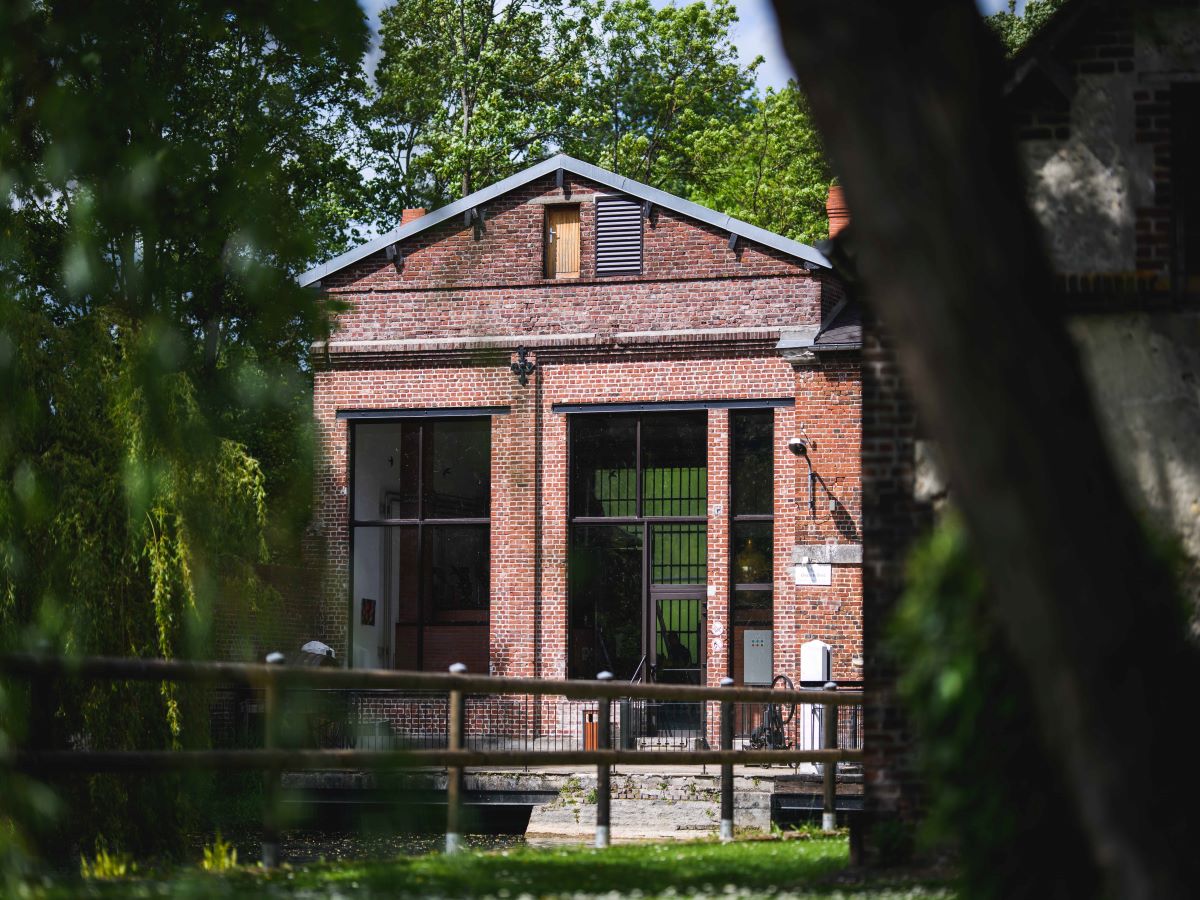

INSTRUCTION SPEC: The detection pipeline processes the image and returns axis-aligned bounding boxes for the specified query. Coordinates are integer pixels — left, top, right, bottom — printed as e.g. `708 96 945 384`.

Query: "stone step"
526 794 772 839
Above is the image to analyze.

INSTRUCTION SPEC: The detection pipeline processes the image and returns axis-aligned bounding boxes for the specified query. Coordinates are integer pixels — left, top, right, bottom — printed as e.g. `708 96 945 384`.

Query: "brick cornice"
324 270 814 297
312 328 798 370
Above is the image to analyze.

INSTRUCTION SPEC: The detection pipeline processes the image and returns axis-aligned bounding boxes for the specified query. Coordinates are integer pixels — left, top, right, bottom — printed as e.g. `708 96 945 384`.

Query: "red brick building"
300 155 861 719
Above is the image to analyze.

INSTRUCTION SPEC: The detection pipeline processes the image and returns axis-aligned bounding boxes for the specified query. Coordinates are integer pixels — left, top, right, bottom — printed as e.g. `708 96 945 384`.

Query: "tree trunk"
771 1 1200 896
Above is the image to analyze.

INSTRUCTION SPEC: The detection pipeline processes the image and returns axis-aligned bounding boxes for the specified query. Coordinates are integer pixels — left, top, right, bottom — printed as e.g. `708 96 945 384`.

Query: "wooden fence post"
822 681 838 832
445 662 467 854
595 671 613 848
720 676 735 842
262 651 285 869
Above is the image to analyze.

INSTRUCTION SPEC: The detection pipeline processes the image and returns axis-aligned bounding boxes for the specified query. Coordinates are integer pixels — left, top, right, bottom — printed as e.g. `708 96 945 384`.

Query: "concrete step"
525 775 771 839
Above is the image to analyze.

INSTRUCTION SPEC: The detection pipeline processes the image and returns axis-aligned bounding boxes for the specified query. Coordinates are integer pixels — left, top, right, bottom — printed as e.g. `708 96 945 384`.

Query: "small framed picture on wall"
360 597 376 627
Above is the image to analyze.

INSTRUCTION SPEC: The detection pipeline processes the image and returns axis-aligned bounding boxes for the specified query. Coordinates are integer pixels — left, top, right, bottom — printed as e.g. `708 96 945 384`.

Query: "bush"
889 515 1097 898
80 844 134 880
201 831 238 872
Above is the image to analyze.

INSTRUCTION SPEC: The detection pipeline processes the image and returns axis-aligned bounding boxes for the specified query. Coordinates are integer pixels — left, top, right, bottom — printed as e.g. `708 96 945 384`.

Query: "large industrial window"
568 412 707 685
545 205 580 278
730 410 774 685
350 418 490 671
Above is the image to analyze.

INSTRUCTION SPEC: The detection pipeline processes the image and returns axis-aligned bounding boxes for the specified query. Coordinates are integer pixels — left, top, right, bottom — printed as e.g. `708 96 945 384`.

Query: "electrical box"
744 629 773 685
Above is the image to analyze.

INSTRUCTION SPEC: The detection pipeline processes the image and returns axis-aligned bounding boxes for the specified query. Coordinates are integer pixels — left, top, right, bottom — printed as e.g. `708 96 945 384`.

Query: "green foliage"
369 0 589 218
23 837 955 898
366 0 829 242
0 0 366 861
988 0 1069 55
201 832 239 873
689 83 832 244
564 0 758 197
890 515 1096 897
80 845 134 880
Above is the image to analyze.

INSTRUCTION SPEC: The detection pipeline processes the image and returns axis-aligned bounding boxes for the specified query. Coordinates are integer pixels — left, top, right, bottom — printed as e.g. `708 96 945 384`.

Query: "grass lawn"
23 836 955 899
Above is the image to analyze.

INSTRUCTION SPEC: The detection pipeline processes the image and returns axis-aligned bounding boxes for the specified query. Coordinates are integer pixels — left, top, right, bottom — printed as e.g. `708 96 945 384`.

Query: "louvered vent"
595 196 643 276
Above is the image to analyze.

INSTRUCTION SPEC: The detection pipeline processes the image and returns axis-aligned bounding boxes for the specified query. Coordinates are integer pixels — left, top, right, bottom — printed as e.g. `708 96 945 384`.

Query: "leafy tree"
368 0 588 224
0 0 366 857
988 0 1068 55
366 0 769 227
688 83 831 244
563 0 758 197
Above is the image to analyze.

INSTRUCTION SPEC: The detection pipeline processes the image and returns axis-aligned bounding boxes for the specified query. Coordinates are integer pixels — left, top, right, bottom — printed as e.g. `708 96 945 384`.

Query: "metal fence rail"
211 689 863 755
0 653 866 866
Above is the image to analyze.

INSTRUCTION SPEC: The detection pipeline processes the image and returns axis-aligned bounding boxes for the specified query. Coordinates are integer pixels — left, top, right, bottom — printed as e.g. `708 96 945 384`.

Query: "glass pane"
651 523 706 584
352 526 388 669
570 415 637 518
424 418 490 518
641 412 707 517
426 525 489 619
569 525 643 679
655 597 702 683
732 521 773 586
353 422 419 520
731 410 773 516
732 589 772 627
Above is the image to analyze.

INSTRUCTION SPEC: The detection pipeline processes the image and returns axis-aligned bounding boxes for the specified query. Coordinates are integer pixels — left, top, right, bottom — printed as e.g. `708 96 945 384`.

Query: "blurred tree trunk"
772 0 1200 895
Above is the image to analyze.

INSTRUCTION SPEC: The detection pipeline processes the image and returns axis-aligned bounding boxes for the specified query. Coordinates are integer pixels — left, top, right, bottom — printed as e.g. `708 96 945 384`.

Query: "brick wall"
859 311 932 849
319 173 820 347
306 166 862 737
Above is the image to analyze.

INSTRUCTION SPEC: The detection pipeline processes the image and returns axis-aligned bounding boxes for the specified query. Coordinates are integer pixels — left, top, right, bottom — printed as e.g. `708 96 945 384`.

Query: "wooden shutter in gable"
595 196 643 276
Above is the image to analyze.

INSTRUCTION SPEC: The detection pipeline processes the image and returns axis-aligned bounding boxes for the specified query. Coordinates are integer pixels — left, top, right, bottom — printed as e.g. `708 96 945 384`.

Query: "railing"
0 653 865 866
210 689 863 756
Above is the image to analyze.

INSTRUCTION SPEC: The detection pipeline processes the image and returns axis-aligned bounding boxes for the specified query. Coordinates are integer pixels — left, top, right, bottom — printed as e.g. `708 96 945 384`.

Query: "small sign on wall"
360 597 376 626
793 563 832 586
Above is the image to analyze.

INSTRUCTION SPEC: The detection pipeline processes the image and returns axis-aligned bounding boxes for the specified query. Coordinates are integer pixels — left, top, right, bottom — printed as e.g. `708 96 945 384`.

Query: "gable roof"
299 153 831 287
1003 0 1092 97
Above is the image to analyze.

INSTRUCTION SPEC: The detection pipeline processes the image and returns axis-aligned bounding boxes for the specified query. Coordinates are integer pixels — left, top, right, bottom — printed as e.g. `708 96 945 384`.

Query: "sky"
358 0 1027 93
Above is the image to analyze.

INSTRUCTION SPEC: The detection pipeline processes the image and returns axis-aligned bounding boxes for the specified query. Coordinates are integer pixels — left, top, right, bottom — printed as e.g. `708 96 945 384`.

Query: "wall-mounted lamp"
789 437 817 518
385 242 403 272
510 345 536 386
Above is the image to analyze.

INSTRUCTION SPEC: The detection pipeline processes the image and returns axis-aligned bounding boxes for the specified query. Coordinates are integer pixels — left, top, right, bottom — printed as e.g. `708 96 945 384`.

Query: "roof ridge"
299 153 830 286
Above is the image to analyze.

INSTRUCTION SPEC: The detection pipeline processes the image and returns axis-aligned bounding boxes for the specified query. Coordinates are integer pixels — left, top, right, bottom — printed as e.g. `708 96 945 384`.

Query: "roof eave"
298 154 830 287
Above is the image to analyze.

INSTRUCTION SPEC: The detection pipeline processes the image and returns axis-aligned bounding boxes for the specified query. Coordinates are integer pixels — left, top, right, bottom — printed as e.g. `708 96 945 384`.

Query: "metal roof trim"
299 154 830 286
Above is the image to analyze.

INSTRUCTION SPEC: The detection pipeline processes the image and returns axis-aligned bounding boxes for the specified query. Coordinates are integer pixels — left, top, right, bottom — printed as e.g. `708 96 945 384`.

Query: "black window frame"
729 409 774 678
567 411 708 681
349 417 491 672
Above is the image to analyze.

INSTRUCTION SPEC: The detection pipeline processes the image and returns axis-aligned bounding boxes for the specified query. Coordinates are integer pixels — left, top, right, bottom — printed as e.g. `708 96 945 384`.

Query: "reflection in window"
568 411 708 680
732 590 772 627
731 410 773 515
730 410 774 685
351 418 490 671
427 525 489 617
569 525 643 680
732 521 773 586
651 523 707 584
642 414 707 517
569 415 637 518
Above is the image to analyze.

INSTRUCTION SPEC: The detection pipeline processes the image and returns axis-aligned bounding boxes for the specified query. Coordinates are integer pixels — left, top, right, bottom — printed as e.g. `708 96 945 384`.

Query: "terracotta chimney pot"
826 184 849 238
